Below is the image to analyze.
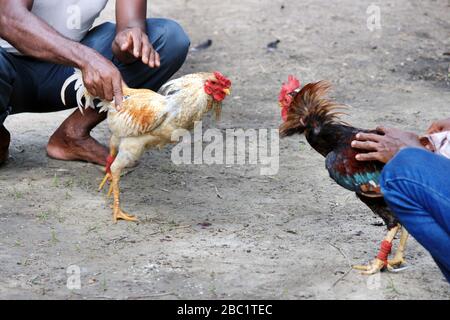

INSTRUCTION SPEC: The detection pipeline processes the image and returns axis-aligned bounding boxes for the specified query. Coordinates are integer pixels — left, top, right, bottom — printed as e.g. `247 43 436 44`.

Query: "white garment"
422 131 450 159
0 0 109 54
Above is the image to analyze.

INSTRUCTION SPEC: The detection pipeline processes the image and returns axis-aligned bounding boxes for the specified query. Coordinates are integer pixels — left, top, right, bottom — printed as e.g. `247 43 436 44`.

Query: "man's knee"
81 22 116 55
149 18 190 66
381 148 438 206
382 148 430 183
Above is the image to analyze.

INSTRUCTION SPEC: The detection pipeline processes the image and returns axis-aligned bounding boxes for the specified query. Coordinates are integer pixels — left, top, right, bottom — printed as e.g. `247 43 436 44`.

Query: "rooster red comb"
279 75 300 103
214 71 232 88
279 75 301 122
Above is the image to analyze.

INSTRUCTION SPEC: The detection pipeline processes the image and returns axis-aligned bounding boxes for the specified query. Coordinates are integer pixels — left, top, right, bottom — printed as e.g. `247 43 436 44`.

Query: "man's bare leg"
0 124 10 165
47 108 109 166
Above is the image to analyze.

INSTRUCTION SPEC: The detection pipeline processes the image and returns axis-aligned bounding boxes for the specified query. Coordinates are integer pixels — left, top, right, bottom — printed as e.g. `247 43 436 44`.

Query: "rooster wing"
108 88 170 137
325 145 384 198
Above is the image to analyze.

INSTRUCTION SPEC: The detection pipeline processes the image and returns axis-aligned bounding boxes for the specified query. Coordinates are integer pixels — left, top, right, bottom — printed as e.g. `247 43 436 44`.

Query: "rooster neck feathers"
279 80 348 156
158 72 222 124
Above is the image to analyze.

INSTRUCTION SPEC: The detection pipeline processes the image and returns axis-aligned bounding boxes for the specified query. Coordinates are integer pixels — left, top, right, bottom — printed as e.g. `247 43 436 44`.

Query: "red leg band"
376 240 392 267
105 155 115 174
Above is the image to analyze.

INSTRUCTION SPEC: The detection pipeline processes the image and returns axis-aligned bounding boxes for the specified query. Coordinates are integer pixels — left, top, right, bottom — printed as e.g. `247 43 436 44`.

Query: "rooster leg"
99 136 120 193
388 227 409 269
109 137 149 223
353 224 400 275
111 169 138 223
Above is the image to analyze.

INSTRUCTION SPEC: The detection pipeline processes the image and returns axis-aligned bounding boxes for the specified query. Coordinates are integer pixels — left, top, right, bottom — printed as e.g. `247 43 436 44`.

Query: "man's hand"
80 50 124 110
112 27 160 68
427 118 450 135
351 127 424 163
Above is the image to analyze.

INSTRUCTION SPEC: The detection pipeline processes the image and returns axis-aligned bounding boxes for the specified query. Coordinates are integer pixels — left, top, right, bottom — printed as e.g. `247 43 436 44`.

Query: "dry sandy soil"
1 0 450 300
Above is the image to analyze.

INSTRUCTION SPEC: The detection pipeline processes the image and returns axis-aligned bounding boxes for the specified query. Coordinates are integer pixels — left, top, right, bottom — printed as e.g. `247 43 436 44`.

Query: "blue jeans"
381 148 450 282
0 18 190 124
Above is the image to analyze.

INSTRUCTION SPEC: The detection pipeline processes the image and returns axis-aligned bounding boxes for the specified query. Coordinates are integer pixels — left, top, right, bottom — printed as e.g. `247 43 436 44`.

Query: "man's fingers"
84 74 99 97
141 36 159 68
427 124 442 135
351 140 379 151
355 132 382 142
83 78 95 97
355 152 381 162
112 77 124 111
89 74 102 98
131 31 142 58
103 78 114 102
141 41 151 65
375 126 390 134
121 33 133 51
148 49 155 68
154 51 160 68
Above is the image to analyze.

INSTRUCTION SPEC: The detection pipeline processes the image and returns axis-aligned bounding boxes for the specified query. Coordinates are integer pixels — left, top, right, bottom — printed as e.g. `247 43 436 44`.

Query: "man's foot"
46 108 108 166
47 132 109 166
0 124 10 165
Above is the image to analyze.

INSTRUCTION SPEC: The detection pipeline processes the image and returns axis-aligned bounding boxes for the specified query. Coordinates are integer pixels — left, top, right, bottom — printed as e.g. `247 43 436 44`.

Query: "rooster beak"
223 88 231 95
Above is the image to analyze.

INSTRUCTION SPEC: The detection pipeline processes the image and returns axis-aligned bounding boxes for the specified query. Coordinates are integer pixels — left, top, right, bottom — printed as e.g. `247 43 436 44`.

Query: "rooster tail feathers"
60 68 112 114
279 80 347 137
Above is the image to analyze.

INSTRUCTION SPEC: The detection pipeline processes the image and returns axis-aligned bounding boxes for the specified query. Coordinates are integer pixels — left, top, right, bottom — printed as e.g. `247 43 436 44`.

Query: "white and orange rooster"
61 70 231 223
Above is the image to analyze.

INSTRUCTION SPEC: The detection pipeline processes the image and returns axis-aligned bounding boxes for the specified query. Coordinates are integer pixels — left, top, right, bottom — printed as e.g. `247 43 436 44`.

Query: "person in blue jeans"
352 124 450 283
0 0 190 166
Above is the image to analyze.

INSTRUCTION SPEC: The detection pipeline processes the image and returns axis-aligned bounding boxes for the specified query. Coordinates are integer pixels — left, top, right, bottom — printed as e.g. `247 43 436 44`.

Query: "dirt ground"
1 0 450 300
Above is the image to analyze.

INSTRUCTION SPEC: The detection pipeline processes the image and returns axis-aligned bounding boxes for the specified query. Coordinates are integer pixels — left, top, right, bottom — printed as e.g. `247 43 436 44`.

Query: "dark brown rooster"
278 76 408 274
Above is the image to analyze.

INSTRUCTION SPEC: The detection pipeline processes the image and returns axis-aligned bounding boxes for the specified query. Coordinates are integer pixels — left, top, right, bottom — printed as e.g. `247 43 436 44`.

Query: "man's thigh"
1 51 42 116
381 148 450 232
5 54 78 114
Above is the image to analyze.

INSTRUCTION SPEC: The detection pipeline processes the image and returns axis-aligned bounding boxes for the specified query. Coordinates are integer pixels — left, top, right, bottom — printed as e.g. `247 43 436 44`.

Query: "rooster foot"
113 208 138 224
353 257 408 275
352 258 386 275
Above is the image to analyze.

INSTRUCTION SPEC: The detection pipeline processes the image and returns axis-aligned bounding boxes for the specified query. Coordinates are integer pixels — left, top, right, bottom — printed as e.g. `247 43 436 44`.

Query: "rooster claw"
113 208 138 224
352 258 386 275
353 258 410 275
113 209 139 223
